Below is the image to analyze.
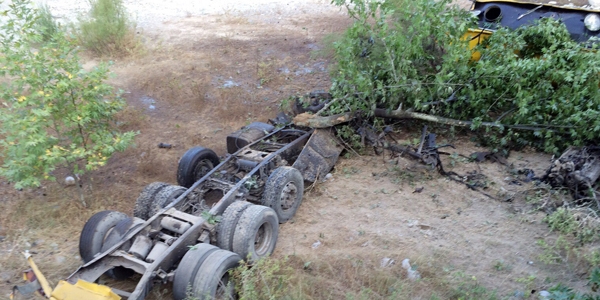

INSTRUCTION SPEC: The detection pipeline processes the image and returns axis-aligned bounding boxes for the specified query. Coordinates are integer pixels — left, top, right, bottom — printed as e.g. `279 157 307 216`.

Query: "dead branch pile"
543 147 600 208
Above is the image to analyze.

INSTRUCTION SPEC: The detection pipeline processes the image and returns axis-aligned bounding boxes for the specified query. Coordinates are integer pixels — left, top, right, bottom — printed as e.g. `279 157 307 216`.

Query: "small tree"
76 0 138 56
0 0 136 198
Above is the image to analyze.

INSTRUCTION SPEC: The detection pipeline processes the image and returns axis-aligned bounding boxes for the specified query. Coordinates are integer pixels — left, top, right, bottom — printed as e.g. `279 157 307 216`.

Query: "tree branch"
293 108 567 132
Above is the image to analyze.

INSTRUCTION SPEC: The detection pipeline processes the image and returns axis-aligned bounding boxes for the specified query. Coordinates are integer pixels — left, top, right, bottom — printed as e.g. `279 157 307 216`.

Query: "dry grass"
231 252 499 300
134 142 175 180
115 103 148 131
287 255 407 299
213 86 271 127
0 183 131 283
216 6 250 25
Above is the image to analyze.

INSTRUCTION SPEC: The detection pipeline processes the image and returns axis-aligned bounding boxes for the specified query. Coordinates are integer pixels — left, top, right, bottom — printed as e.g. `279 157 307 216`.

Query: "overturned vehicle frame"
18 122 341 300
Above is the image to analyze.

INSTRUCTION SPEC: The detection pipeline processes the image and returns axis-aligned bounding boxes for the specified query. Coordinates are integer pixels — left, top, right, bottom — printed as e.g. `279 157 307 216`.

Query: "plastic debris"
402 258 421 280
311 240 321 249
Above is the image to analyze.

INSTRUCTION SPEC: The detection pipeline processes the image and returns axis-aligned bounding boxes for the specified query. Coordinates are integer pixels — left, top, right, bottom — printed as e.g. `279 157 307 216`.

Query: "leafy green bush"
0 0 136 190
329 0 474 116
450 18 600 153
34 3 59 42
75 0 137 56
329 0 600 153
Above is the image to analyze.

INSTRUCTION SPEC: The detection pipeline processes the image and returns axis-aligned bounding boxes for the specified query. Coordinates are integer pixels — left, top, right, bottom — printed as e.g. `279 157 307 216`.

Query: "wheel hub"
279 181 297 211
193 159 213 181
254 223 271 256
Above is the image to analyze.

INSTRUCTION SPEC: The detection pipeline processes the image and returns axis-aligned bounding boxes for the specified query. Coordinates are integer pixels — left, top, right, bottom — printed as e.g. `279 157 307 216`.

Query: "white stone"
65 176 76 186
402 258 421 280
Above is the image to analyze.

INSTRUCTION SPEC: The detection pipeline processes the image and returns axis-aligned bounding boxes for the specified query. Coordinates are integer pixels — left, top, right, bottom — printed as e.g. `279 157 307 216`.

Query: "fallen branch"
373 109 560 131
293 112 354 128
293 108 566 132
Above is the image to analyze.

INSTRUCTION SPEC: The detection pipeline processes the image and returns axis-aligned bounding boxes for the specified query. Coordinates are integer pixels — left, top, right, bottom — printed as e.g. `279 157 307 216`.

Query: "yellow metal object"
23 252 53 297
11 252 120 300
462 28 493 61
50 280 120 300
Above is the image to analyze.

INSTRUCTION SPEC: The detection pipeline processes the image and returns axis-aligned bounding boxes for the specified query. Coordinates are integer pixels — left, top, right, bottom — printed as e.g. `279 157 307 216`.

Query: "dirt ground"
0 0 598 299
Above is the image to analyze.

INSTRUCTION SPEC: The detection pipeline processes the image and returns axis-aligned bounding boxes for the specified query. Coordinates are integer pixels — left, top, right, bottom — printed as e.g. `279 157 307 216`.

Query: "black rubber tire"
173 243 219 300
232 205 279 262
190 249 241 300
133 182 169 219
79 210 128 263
148 185 187 217
100 217 140 280
101 217 136 253
177 147 220 188
216 201 253 251
261 166 304 223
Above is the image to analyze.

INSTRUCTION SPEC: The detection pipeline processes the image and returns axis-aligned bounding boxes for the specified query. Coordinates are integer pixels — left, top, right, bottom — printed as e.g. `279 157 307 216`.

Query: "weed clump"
75 0 138 56
545 207 599 244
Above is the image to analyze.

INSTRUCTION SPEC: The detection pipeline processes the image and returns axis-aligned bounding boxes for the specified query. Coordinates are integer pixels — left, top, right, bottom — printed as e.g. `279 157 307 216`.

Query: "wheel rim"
193 159 214 182
279 181 298 212
254 222 273 256
215 273 234 299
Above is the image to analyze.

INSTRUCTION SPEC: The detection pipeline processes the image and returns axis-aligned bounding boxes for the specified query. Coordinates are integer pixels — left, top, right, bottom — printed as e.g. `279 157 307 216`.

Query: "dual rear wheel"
173 244 240 300
217 202 279 262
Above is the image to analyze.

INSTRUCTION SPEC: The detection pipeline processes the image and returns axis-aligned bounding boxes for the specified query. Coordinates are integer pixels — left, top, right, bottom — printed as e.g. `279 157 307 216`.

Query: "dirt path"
277 147 569 297
0 0 596 299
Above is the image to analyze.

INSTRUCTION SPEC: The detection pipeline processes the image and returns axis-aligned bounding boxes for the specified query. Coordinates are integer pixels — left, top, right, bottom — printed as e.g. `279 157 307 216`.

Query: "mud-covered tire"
216 201 253 251
177 147 220 188
261 166 304 223
133 182 169 219
148 185 187 216
190 249 241 300
100 217 142 280
232 205 279 262
79 211 128 263
173 243 219 300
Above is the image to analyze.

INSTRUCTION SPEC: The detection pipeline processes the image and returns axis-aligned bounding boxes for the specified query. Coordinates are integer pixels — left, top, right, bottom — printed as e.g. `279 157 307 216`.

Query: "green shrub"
329 0 600 153
0 0 136 191
34 3 59 42
75 0 137 56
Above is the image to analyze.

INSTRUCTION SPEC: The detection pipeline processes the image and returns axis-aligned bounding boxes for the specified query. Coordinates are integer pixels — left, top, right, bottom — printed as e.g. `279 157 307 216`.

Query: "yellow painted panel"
50 280 120 300
461 28 493 60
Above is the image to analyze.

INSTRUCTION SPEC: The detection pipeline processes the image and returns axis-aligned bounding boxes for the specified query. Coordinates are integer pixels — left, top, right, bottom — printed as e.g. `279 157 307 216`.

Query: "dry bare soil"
0 1 598 299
